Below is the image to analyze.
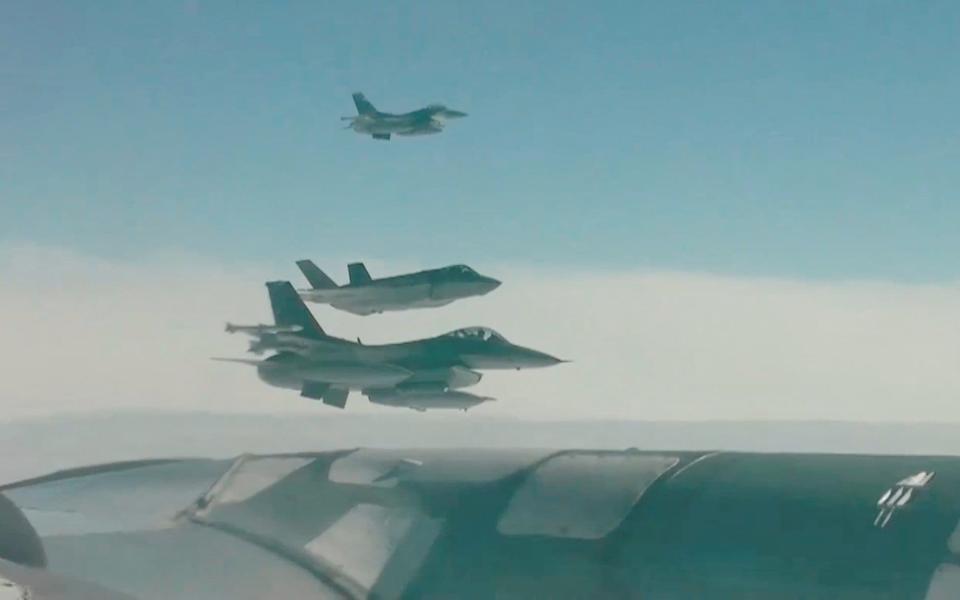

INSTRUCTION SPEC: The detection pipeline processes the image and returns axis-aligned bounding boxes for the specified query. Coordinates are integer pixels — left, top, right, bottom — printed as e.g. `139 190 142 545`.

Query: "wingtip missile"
225 323 304 335
211 357 264 366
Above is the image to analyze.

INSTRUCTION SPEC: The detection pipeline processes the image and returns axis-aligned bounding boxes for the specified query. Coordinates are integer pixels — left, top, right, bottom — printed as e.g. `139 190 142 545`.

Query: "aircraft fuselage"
299 278 498 315
350 111 442 137
257 331 562 372
252 331 561 409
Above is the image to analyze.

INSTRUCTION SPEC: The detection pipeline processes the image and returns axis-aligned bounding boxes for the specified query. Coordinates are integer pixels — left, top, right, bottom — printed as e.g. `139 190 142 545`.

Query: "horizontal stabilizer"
301 381 348 408
323 387 349 409
347 262 372 285
300 380 329 400
296 260 338 290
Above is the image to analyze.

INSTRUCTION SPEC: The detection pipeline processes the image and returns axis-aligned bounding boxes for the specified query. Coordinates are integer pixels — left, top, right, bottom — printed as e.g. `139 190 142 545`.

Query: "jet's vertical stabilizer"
266 281 326 338
296 260 338 290
347 262 372 285
352 93 377 116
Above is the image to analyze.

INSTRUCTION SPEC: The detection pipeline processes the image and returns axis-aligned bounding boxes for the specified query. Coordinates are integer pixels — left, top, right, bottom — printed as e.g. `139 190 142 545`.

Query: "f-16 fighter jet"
296 260 501 316
218 281 564 411
341 92 467 140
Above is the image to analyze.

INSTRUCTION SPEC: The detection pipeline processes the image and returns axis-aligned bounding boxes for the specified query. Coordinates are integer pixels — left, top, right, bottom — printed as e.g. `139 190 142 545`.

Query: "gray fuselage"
349 106 467 137
253 328 562 397
299 267 500 315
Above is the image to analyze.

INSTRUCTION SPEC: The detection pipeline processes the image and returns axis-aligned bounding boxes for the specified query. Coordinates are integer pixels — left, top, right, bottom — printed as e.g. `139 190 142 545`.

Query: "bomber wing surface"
2 448 960 599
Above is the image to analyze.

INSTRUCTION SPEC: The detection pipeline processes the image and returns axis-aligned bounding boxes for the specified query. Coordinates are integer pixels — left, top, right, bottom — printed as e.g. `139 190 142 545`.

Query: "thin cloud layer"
2 243 958 422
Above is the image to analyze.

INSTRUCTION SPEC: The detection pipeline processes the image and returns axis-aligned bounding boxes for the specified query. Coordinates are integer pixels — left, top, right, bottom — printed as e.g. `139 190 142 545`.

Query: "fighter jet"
341 92 467 140
218 281 564 410
296 260 501 316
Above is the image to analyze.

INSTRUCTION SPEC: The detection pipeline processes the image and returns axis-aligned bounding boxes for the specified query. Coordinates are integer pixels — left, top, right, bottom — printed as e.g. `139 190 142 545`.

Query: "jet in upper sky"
341 92 467 140
296 260 501 316
218 281 564 411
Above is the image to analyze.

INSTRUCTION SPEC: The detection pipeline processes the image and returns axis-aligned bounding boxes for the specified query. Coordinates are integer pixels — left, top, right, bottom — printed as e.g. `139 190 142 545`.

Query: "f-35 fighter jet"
296 260 500 316
342 92 467 140
219 281 563 411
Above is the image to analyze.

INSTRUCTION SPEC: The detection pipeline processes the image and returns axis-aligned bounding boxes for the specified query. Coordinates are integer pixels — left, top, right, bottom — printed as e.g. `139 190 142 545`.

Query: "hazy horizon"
7 410 960 484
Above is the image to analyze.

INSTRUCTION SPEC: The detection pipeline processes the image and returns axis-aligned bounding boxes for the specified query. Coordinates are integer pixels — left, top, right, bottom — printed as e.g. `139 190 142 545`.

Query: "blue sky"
2 1 959 280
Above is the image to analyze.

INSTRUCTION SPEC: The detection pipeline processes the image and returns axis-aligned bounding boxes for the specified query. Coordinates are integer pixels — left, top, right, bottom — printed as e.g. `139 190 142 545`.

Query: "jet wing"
0 559 136 600
396 121 443 136
5 449 960 598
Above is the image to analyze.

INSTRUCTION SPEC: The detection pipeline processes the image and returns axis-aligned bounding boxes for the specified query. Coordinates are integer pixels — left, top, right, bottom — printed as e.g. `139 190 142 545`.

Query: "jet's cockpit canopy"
445 327 507 343
446 264 478 276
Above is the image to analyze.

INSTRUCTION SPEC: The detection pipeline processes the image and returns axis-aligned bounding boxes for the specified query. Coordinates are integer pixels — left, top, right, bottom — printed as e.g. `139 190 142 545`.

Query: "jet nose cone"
522 349 567 368
541 354 567 367
481 277 501 293
444 109 468 119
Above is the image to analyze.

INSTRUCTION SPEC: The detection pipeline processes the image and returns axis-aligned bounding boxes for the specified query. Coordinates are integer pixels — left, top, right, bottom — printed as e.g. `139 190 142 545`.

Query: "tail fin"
296 260 338 289
265 281 326 338
353 92 377 116
347 262 372 285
